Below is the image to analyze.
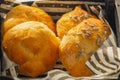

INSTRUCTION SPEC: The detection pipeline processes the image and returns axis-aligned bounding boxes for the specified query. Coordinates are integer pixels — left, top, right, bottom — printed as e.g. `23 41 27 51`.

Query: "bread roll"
3 5 56 34
2 21 60 77
59 18 111 77
57 6 96 39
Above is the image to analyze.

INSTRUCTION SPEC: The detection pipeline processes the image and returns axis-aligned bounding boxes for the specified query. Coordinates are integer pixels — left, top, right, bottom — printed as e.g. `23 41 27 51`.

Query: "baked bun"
3 5 56 34
57 6 96 39
59 18 111 77
3 21 60 77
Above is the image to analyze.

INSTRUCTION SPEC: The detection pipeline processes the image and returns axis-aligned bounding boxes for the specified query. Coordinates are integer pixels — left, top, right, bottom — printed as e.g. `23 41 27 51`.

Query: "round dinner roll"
59 18 111 77
56 6 96 39
2 21 60 77
3 5 56 34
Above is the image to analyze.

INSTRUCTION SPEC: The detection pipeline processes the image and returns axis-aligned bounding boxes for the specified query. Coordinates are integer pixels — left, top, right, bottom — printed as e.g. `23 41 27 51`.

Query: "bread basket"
0 0 120 80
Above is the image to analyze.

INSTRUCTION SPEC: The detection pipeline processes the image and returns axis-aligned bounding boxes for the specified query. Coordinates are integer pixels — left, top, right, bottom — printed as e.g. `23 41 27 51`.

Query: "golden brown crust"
56 6 96 39
3 21 60 77
59 18 111 77
3 5 56 34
